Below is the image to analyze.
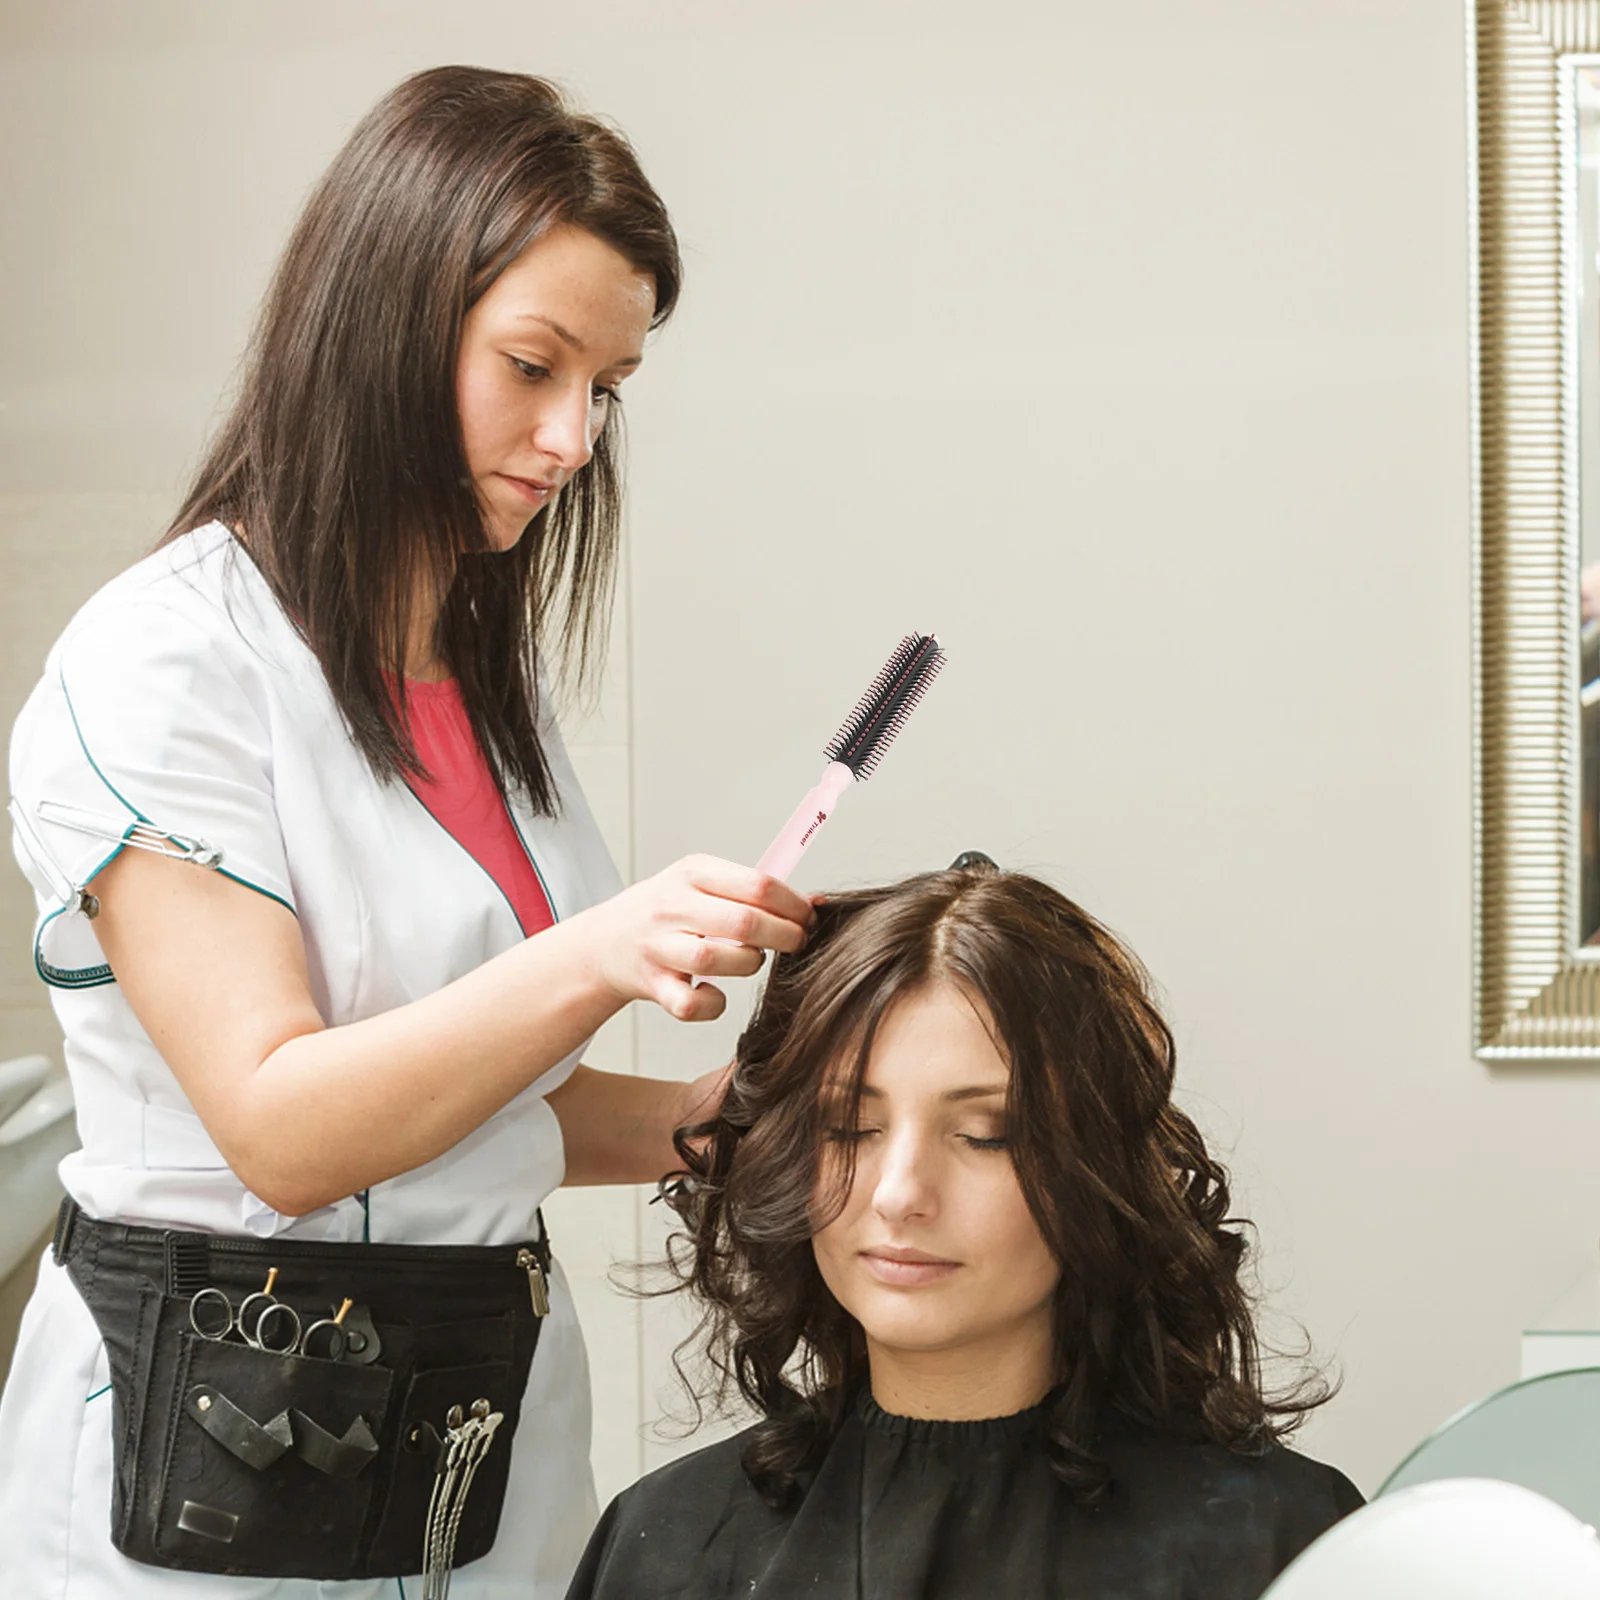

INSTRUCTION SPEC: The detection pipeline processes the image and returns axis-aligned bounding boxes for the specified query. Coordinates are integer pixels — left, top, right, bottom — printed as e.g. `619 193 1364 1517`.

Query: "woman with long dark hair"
0 67 810 1598
570 859 1361 1599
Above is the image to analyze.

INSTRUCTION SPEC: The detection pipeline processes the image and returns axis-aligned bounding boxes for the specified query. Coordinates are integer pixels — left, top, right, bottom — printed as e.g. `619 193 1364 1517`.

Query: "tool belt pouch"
53 1198 551 1581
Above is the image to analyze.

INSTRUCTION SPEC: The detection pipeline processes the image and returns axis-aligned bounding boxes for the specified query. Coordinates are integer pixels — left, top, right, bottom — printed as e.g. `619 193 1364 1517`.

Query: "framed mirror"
1572 56 1600 954
1472 1 1600 1055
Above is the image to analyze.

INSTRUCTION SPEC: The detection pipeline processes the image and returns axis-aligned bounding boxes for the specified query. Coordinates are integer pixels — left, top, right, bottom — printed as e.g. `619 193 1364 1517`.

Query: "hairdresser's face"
456 223 654 551
811 985 1061 1392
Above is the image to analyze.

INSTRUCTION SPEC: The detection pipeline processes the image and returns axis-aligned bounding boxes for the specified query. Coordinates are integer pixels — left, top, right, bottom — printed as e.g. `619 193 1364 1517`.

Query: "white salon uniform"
0 522 618 1598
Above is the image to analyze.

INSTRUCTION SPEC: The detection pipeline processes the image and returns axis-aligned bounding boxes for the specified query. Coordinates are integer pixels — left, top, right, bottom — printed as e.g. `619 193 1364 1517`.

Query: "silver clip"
35 801 224 870
8 799 80 906
421 1402 504 1600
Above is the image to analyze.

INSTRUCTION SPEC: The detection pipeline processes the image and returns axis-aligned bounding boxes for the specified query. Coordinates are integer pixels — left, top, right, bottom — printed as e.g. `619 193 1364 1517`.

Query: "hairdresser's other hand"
572 854 812 1022
678 1059 735 1133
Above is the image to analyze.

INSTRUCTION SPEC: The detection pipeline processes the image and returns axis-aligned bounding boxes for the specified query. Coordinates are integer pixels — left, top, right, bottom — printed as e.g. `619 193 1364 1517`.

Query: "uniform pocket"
151 1333 394 1578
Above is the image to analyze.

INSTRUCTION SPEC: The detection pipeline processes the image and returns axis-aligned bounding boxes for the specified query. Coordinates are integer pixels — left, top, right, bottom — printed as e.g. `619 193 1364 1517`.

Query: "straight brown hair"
668 861 1330 1508
166 66 681 812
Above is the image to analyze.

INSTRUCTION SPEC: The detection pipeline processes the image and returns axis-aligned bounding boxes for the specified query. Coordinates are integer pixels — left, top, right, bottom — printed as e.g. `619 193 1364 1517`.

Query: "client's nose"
869 1128 939 1224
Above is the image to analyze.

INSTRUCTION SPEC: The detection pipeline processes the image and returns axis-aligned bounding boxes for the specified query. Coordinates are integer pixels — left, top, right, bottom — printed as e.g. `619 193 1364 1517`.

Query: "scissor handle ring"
188 1286 234 1341
299 1319 347 1363
236 1290 279 1345
252 1300 302 1355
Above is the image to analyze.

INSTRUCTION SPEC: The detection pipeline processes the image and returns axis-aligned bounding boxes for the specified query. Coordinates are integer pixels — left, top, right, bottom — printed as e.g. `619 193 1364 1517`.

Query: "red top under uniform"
400 677 555 937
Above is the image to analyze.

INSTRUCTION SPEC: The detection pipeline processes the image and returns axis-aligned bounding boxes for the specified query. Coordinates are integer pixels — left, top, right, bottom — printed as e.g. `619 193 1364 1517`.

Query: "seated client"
568 858 1362 1600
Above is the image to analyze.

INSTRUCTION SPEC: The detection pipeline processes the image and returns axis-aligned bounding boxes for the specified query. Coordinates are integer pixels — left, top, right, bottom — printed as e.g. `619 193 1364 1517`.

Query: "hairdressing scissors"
188 1268 355 1361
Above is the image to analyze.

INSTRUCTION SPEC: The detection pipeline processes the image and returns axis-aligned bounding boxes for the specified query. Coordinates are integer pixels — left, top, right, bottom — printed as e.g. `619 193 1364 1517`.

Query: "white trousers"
0 1247 598 1599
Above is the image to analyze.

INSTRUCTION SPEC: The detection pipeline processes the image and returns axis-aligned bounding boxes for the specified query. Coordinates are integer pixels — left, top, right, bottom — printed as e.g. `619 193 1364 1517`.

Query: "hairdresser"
0 67 810 1599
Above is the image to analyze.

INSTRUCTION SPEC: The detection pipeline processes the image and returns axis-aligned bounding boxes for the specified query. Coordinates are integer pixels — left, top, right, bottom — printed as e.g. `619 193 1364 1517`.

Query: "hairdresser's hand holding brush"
576 854 815 1024
543 861 808 1185
572 632 945 1028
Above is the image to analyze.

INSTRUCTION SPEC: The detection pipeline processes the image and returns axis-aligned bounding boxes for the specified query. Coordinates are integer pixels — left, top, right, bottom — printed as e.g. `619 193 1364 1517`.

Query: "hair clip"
651 1172 698 1209
948 850 997 871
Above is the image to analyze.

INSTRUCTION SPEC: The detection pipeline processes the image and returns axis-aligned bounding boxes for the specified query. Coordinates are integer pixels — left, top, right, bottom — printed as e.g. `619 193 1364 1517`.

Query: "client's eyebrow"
857 1084 1007 1104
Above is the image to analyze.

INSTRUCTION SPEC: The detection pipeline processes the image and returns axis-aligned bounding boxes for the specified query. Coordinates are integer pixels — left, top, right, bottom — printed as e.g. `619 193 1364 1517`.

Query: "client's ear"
949 850 997 871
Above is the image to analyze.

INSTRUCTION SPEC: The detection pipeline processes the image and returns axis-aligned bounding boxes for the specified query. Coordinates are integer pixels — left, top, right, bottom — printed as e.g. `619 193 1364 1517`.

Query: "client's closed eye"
825 1125 880 1144
960 1132 1010 1151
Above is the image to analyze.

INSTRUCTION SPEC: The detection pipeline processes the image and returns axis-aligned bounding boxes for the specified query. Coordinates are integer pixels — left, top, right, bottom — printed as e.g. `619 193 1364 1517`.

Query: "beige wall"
3 0 1594 1508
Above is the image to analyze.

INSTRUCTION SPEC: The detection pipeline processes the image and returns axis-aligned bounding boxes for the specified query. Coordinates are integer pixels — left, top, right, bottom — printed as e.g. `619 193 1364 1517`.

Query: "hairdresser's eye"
509 357 549 383
591 383 620 408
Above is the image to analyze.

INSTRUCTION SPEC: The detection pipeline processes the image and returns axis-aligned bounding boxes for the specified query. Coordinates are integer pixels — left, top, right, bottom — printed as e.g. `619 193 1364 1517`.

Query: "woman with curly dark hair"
567 857 1361 1600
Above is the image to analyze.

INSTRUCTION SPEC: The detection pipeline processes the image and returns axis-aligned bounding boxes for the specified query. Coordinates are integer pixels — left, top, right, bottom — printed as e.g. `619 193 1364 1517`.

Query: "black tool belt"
53 1196 553 1582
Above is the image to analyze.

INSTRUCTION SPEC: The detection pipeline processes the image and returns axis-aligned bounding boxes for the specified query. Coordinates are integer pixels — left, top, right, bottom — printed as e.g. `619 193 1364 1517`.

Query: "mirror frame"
1472 0 1600 1056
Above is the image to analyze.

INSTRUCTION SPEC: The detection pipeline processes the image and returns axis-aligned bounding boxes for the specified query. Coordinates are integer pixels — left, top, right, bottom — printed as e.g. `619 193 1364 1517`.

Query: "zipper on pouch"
515 1249 550 1317
183 1232 553 1321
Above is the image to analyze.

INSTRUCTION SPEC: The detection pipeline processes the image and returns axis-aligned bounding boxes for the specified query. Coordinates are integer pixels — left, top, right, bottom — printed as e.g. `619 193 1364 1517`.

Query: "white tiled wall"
542 543 651 1510
549 542 756 1501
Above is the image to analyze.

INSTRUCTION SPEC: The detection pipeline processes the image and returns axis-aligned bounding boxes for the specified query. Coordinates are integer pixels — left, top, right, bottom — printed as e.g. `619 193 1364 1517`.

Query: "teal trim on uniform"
32 836 130 991
396 1577 408 1599
502 785 561 924
85 1383 111 1404
59 667 298 922
60 668 143 820
512 818 561 924
359 1188 371 1244
36 906 114 988
400 776 536 936
216 866 296 919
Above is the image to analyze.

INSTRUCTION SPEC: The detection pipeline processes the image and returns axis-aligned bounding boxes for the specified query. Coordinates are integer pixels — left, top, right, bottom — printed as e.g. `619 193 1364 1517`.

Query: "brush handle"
757 762 854 883
693 762 855 983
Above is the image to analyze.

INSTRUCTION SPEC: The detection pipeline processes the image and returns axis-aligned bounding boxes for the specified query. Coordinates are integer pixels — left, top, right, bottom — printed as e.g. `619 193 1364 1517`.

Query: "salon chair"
0 1055 76 1283
1376 1366 1600 1523
0 1052 50 1128
1259 1479 1600 1598
1263 1369 1600 1595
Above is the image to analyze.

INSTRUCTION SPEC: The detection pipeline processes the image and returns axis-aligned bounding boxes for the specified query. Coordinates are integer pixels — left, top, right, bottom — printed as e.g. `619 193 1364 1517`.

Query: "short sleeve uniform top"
2 524 615 1593
7 522 622 1246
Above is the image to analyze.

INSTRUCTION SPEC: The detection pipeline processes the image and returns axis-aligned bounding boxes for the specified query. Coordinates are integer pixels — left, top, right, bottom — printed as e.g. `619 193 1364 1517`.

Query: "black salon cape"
565 1391 1363 1600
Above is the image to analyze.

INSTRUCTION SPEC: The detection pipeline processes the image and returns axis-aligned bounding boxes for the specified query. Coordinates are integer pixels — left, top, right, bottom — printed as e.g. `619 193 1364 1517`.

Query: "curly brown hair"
667 860 1329 1508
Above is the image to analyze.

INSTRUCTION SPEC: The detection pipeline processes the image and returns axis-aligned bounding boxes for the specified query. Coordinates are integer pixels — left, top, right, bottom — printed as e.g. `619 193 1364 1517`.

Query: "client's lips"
500 473 556 505
859 1246 959 1288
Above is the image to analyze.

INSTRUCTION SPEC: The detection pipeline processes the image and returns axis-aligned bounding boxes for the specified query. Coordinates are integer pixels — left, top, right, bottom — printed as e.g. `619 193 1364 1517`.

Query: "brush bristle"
823 633 946 780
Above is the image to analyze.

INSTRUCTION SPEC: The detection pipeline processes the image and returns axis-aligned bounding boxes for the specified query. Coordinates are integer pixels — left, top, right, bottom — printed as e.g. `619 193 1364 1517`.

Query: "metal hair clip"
421 1397 504 1599
651 1172 698 1209
948 850 997 871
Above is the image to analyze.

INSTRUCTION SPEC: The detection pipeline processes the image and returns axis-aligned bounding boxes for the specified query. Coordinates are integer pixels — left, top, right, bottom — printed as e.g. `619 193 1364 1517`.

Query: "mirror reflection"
1569 60 1600 947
